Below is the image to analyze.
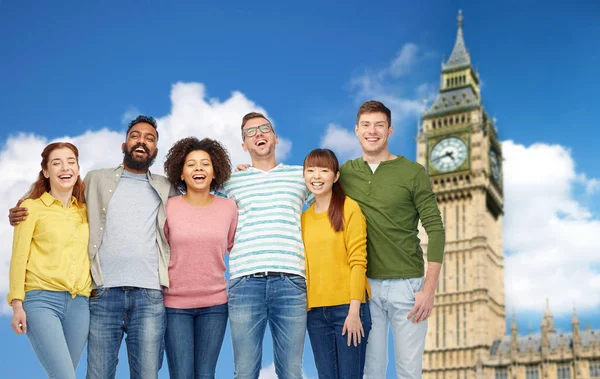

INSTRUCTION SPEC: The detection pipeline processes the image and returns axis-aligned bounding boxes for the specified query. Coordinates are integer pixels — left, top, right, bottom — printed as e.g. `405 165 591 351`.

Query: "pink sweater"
163 196 238 309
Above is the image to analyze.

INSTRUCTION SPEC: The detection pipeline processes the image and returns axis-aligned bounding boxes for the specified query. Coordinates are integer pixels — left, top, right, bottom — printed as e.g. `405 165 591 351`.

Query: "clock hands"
431 151 455 162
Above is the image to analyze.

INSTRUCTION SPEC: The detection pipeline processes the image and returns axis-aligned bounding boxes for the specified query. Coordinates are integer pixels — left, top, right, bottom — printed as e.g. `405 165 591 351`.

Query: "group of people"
7 100 445 379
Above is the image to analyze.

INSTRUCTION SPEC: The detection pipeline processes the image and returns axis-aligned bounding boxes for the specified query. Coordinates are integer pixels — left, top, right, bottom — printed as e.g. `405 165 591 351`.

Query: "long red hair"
303 148 346 232
24 142 86 203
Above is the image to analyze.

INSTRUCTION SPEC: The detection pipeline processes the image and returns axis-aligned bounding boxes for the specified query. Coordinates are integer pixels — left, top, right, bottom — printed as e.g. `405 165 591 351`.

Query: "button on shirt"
7 192 92 305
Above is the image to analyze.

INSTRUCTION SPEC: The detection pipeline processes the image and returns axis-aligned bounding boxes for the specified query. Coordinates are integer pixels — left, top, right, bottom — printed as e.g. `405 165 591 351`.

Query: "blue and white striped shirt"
219 164 312 279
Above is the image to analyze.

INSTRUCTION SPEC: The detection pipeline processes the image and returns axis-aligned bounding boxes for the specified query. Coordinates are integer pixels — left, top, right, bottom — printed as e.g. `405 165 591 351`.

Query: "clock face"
490 150 500 182
429 137 468 172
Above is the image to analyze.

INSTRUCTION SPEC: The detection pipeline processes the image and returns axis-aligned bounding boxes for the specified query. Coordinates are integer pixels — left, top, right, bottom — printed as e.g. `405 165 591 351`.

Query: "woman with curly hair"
7 142 91 378
162 137 238 379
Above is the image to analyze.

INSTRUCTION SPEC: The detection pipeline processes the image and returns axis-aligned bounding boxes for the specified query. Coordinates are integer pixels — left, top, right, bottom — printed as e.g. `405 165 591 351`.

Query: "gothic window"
443 313 446 347
456 204 459 240
456 255 459 291
463 306 467 341
462 203 466 237
590 361 600 378
436 310 440 347
526 366 539 379
557 364 571 379
462 251 467 287
456 304 460 346
495 368 508 379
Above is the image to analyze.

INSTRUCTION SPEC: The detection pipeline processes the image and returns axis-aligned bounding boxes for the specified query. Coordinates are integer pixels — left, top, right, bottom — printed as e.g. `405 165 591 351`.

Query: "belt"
251 271 290 278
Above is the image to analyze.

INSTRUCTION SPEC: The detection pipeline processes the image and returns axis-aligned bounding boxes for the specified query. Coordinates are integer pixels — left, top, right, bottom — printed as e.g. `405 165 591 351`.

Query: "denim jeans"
86 287 166 379
228 274 307 379
364 277 428 379
165 302 228 379
22 290 90 379
307 301 372 379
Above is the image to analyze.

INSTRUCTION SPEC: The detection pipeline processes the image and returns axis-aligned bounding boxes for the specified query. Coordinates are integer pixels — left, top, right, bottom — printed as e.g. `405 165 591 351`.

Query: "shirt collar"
117 164 154 180
40 192 79 208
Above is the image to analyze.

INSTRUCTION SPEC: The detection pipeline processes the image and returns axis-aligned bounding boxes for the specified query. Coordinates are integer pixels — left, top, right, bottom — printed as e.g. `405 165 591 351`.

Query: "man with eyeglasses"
218 112 312 379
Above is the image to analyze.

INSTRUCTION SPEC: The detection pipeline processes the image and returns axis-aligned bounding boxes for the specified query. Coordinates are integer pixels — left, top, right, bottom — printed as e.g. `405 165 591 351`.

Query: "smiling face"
241 117 278 159
304 165 340 197
43 147 80 193
355 111 393 156
122 122 158 172
181 150 214 193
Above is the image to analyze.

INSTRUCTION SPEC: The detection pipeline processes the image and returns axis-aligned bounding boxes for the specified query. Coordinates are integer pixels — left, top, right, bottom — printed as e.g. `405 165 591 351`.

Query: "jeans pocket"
228 276 247 293
89 287 108 301
284 275 306 292
143 289 164 303
23 290 45 303
406 277 424 295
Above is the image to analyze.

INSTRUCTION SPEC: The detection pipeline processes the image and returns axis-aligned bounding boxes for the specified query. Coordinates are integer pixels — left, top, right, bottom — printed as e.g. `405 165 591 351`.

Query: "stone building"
485 301 600 379
416 10 600 379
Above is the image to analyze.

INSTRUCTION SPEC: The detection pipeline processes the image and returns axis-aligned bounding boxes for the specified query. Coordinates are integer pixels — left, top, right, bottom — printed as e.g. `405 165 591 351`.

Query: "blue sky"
1 1 599 377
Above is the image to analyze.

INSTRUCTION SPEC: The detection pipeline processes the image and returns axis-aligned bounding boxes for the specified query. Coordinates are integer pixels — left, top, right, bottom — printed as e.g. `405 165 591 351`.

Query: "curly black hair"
164 137 232 193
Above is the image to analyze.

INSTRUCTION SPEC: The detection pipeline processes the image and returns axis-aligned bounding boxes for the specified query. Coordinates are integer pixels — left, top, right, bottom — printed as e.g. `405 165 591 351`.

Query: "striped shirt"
219 164 312 279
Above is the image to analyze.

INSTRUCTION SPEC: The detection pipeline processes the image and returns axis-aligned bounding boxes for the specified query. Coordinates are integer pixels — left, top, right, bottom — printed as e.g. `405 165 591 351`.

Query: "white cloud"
349 42 435 126
121 106 141 125
0 82 292 314
503 140 600 315
320 124 362 162
389 43 419 78
259 362 312 379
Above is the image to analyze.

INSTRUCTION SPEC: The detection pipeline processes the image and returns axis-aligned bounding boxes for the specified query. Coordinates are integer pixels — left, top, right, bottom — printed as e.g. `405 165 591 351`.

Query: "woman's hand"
10 300 27 334
342 300 364 347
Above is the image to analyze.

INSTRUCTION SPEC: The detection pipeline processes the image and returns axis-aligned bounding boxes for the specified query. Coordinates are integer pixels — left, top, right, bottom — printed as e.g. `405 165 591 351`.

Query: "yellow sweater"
301 197 369 309
7 192 92 305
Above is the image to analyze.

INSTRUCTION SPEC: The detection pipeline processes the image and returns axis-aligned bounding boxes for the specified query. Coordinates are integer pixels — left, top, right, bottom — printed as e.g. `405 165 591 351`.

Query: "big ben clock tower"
417 10 505 379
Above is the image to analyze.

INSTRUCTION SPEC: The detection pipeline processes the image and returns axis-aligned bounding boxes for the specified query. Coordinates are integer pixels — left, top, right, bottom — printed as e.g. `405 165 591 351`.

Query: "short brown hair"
356 100 391 126
240 112 273 139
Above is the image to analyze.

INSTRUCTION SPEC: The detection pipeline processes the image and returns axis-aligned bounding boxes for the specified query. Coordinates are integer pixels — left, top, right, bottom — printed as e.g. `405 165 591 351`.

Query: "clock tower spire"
417 10 505 379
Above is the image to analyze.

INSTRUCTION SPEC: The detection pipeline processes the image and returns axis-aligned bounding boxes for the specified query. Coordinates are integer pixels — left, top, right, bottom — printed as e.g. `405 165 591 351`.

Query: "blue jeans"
23 290 90 379
86 287 166 379
364 277 428 379
307 302 371 379
228 273 307 379
165 302 228 379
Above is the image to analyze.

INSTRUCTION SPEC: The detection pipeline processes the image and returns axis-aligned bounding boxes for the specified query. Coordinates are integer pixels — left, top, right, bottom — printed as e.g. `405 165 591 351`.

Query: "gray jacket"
84 165 178 288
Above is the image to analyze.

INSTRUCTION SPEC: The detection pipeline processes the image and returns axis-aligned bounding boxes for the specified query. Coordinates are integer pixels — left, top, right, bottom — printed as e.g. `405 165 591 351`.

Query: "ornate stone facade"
416 10 600 379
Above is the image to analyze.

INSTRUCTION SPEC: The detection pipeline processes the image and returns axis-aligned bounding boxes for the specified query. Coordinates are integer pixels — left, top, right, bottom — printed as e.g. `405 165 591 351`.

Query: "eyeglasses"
242 123 273 139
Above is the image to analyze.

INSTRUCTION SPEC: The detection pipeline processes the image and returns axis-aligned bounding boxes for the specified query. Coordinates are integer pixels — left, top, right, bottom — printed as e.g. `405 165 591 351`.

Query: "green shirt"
340 156 445 279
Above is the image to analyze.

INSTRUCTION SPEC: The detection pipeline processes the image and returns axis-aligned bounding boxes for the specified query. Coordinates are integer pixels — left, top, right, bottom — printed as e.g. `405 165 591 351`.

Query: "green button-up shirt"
340 156 445 279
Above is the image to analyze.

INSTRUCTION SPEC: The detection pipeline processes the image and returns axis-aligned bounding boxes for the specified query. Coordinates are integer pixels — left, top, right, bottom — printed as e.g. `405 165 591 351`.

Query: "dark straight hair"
303 148 346 232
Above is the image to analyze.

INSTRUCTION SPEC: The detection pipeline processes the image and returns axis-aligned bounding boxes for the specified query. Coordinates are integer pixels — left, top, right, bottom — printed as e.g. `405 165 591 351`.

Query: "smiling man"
9 115 176 379
339 100 445 379
218 112 312 379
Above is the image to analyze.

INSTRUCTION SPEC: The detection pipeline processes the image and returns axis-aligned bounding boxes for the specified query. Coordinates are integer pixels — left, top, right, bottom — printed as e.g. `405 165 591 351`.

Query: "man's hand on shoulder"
8 199 28 226
236 164 251 172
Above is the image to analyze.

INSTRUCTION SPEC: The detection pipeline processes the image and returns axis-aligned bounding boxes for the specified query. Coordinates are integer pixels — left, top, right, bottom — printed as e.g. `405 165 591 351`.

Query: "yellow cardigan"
301 197 370 309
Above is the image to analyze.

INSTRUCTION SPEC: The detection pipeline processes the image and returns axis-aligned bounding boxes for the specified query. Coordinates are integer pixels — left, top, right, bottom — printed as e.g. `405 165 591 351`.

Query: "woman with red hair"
7 142 91 379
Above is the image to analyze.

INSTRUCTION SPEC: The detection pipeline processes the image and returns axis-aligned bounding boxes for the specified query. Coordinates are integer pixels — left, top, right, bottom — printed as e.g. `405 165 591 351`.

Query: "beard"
123 143 158 171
